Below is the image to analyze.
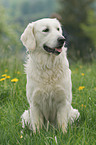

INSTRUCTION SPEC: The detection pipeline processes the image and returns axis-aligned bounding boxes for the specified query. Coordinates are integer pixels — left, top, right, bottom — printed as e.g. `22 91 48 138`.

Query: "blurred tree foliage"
0 0 57 27
81 10 96 47
58 0 96 61
0 6 21 59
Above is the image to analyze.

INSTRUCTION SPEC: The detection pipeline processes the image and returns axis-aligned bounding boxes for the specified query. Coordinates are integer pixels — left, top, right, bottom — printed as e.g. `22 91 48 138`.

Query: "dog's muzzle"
43 45 62 55
43 37 66 55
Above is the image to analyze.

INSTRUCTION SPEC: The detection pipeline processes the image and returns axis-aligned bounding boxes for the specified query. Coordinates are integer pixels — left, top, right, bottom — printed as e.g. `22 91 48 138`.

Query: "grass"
0 57 96 145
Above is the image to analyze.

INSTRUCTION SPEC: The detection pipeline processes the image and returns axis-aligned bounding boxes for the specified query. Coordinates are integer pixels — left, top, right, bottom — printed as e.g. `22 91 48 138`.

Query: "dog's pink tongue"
55 48 62 52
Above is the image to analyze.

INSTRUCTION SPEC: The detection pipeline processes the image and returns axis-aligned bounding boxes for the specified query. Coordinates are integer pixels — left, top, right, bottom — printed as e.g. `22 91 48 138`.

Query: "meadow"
0 57 96 145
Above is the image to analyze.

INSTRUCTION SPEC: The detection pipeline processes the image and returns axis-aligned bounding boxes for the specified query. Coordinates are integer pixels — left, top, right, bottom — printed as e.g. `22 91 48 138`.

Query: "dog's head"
21 18 65 55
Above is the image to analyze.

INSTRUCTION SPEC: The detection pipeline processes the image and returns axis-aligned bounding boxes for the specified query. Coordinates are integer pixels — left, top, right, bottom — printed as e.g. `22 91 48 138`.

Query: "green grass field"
0 58 96 145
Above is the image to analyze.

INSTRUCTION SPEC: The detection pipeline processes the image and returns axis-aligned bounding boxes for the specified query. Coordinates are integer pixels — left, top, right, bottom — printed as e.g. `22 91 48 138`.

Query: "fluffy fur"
21 18 80 133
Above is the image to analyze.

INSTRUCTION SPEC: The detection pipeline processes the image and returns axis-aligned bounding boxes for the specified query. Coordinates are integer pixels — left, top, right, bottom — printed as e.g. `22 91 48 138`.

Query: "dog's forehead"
35 18 61 28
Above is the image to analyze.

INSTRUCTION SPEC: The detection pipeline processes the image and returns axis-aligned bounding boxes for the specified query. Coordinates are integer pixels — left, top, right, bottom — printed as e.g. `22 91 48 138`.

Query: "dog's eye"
42 28 49 32
57 28 60 31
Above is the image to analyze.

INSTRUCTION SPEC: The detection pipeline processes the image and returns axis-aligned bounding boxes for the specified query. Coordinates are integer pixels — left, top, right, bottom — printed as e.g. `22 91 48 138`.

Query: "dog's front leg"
30 105 43 133
57 101 71 133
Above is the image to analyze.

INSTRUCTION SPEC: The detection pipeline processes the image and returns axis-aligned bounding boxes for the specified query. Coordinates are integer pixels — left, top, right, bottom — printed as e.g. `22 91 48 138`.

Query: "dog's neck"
29 48 67 70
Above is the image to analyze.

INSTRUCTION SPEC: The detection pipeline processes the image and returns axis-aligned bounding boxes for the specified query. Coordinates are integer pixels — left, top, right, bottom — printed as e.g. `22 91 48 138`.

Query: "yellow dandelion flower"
20 135 23 138
81 73 85 76
0 78 6 81
6 76 11 79
78 86 85 91
81 104 86 108
17 71 20 74
2 74 7 77
81 104 84 107
11 78 18 83
5 69 8 73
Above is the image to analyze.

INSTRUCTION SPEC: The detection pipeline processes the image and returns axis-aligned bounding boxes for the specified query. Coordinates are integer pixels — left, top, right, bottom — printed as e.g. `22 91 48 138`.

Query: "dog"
21 18 80 133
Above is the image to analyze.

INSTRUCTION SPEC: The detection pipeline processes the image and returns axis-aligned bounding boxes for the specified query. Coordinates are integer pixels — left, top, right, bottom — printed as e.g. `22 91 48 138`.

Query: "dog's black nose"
57 37 65 45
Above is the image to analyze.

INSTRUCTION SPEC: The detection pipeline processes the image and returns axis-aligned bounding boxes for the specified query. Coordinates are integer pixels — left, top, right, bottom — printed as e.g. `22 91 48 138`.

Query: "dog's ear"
20 23 36 52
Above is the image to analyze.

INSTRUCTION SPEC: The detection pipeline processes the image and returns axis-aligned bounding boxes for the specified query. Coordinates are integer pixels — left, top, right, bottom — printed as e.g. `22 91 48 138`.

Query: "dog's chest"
33 62 65 86
41 68 62 84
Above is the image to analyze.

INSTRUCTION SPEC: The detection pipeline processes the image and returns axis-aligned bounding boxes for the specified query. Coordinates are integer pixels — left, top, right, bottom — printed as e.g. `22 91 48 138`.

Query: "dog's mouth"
43 44 63 55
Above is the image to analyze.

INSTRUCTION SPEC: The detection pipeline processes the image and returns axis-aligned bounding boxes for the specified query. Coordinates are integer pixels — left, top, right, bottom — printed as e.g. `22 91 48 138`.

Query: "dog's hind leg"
69 106 80 124
21 110 31 129
21 108 44 133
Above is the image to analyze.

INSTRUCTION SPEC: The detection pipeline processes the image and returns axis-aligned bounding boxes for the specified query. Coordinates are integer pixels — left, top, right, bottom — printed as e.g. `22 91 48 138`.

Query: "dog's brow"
42 25 49 30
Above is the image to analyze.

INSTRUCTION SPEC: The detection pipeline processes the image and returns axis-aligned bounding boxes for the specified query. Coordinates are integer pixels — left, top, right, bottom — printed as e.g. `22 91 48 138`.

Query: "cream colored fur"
21 18 80 133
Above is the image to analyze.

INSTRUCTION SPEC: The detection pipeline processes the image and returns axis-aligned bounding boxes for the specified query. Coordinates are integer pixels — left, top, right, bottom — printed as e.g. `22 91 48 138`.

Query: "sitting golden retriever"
21 18 80 133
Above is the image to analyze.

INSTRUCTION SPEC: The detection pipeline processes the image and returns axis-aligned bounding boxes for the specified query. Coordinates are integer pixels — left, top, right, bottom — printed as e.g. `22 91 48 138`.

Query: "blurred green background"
0 0 96 62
